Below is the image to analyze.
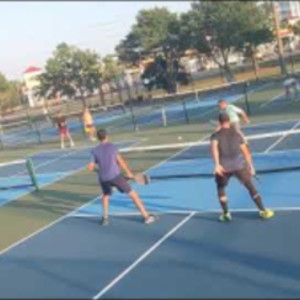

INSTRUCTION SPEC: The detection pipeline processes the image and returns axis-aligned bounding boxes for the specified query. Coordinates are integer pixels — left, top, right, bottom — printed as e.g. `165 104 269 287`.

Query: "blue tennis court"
0 119 299 298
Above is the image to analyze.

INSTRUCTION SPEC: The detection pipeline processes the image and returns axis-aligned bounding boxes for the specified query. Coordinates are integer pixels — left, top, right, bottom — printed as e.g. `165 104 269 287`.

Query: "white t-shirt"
284 78 297 87
221 104 243 123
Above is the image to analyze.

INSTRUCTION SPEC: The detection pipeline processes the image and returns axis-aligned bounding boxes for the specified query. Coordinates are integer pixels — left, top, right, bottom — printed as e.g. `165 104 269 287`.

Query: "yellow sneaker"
219 212 232 222
259 209 274 220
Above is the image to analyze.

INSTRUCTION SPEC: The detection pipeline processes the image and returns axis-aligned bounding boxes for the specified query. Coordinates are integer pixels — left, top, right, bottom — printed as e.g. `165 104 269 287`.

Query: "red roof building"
23 66 43 74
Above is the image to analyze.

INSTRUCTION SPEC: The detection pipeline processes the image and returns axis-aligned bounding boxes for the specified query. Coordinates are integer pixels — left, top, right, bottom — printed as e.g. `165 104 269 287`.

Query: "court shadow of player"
9 189 95 217
109 194 194 214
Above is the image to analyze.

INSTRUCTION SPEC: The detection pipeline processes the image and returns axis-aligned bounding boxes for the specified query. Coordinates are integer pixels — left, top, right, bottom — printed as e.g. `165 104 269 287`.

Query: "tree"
116 7 186 94
39 43 101 107
115 32 141 66
0 73 9 94
141 54 191 93
182 1 274 82
101 55 126 104
0 73 22 113
243 29 274 78
239 3 274 78
292 20 300 36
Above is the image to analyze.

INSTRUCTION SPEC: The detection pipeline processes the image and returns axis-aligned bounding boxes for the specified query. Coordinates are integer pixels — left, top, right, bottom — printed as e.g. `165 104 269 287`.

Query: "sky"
0 1 192 80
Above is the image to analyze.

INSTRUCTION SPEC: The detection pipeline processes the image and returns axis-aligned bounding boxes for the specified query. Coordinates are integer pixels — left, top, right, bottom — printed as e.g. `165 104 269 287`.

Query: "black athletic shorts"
215 166 258 199
215 166 252 189
100 174 132 196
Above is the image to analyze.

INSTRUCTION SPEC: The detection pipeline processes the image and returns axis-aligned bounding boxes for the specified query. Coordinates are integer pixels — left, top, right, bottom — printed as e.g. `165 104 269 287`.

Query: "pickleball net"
119 127 300 180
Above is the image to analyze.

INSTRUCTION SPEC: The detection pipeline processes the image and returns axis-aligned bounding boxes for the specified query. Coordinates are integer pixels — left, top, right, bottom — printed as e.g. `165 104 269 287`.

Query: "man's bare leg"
61 135 65 149
102 195 110 219
67 132 75 147
128 190 150 219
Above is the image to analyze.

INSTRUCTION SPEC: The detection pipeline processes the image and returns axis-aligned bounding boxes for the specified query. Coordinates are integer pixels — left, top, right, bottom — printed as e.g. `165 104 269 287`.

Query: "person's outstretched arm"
87 153 97 172
87 159 96 172
232 105 250 124
116 154 134 179
240 110 250 124
240 144 255 175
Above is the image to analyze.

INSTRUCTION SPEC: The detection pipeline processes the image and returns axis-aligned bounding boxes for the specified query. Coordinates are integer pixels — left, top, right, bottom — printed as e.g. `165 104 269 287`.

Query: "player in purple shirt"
88 128 158 226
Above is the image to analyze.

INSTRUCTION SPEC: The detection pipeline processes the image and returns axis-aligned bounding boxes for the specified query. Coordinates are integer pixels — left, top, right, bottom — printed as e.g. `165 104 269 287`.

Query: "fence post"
244 82 251 116
0 134 4 150
161 105 167 127
182 98 190 124
129 99 138 131
0 122 3 150
33 119 42 144
195 89 200 102
26 109 42 143
79 115 86 138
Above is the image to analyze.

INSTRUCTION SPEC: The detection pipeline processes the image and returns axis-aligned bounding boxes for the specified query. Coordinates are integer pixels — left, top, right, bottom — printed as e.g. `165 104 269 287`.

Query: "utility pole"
272 1 287 76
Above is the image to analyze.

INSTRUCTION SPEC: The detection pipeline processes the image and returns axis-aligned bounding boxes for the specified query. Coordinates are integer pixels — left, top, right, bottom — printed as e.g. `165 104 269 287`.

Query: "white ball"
178 136 183 141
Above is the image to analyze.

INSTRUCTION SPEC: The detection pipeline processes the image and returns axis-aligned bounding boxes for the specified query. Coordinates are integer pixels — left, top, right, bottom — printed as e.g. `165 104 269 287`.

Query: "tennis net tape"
119 128 300 179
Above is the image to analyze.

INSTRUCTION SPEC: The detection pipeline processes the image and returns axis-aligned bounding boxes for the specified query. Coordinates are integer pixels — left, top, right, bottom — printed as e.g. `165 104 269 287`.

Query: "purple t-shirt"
91 142 120 181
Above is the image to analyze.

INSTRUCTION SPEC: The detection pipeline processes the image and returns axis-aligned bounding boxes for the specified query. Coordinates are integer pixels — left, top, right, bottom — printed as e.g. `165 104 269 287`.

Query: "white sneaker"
145 215 159 225
100 217 109 226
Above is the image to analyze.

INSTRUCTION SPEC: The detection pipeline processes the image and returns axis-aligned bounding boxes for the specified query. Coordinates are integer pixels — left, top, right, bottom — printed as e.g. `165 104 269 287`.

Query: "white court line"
242 118 300 129
264 121 300 153
72 210 198 218
92 212 196 300
74 206 300 219
260 91 285 108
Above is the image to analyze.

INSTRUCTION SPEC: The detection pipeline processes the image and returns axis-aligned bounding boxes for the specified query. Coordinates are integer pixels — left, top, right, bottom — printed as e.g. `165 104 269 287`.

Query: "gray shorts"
100 174 132 196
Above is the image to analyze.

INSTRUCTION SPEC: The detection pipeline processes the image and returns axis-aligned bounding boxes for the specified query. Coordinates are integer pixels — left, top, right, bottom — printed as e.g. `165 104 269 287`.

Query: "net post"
244 82 251 116
26 157 40 191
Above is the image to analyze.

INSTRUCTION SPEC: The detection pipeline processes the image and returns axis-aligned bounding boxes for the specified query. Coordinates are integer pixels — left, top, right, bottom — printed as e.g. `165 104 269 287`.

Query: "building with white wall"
22 66 43 107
